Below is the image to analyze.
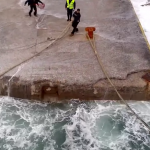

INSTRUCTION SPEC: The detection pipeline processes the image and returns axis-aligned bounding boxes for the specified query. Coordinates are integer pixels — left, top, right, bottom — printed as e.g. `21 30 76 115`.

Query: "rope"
0 39 54 51
86 33 150 132
0 22 72 78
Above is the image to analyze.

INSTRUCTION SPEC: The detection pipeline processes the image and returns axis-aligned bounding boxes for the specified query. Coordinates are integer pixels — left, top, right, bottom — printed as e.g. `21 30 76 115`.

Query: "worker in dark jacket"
24 0 44 16
65 0 76 21
71 9 81 36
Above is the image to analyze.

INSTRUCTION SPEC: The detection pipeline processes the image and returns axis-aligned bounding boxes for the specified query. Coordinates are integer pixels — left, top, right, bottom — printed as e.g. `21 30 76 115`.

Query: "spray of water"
0 97 150 150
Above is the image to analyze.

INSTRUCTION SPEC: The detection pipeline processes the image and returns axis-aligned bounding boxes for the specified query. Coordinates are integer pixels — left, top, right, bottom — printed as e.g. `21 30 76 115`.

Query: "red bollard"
85 27 96 39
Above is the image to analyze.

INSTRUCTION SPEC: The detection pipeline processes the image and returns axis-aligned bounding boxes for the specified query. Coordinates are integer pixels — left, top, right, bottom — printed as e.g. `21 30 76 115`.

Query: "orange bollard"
85 27 96 39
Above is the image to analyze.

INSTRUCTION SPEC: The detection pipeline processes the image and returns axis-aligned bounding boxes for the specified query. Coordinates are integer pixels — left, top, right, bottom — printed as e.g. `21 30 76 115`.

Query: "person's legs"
71 21 78 34
67 8 70 21
75 28 78 32
69 9 73 21
29 5 33 16
33 5 37 16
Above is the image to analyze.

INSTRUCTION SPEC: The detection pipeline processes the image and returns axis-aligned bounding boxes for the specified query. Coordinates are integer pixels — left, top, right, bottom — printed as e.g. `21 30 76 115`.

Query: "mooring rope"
86 33 150 132
0 21 72 78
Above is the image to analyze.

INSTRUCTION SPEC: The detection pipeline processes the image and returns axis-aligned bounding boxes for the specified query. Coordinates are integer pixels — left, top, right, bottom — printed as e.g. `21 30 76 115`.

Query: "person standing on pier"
65 0 76 21
70 9 81 36
24 0 44 17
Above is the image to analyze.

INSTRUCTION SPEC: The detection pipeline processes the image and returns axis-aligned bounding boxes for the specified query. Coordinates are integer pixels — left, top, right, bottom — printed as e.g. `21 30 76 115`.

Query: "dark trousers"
29 5 37 16
71 21 79 34
67 8 73 20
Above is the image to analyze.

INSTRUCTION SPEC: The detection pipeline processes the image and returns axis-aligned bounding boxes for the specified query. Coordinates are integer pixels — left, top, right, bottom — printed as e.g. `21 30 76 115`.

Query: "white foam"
63 101 150 150
0 97 150 149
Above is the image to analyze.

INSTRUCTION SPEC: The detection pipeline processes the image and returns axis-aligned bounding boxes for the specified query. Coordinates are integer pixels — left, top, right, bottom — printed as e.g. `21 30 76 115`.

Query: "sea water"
0 97 150 150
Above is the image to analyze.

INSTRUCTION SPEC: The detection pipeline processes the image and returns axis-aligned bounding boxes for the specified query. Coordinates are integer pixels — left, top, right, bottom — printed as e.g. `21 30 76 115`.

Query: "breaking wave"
0 97 150 150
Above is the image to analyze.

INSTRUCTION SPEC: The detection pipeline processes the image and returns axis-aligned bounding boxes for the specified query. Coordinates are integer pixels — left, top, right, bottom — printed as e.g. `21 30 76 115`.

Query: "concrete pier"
0 0 150 101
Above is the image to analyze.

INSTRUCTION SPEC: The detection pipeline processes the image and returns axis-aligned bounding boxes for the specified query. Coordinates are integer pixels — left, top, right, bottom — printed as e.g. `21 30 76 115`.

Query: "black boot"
75 28 78 32
70 32 74 36
34 12 37 17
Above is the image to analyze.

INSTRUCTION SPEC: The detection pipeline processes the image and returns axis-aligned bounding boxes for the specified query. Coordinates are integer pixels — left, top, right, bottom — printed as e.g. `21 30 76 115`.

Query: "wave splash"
0 97 150 150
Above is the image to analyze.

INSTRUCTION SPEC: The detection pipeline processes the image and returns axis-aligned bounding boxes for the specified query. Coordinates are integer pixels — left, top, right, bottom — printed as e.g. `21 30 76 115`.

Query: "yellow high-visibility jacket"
66 0 75 9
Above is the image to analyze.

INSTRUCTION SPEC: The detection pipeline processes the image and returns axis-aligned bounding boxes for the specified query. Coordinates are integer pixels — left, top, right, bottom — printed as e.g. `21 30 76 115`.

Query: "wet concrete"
0 0 150 101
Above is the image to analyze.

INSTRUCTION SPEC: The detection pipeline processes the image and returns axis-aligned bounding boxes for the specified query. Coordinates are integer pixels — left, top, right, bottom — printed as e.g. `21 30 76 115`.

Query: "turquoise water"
0 97 150 150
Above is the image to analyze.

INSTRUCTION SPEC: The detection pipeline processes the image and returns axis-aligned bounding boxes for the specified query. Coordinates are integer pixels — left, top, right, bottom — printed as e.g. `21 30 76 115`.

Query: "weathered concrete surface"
0 0 150 100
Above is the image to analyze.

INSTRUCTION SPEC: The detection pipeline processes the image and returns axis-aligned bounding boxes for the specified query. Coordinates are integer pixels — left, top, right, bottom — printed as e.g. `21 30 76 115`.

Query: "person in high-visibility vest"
65 0 76 21
24 0 44 17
